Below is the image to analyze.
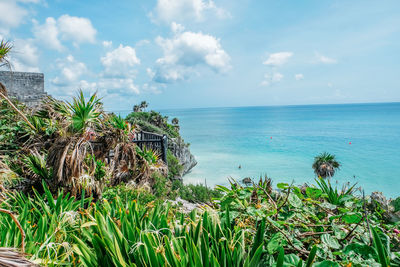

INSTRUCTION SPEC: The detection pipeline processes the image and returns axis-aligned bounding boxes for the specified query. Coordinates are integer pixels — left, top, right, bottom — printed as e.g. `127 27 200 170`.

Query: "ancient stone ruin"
0 71 47 107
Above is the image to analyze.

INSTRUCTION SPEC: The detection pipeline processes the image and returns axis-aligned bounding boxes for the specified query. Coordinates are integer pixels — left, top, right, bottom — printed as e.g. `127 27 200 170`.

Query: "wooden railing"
132 131 168 164
90 131 168 164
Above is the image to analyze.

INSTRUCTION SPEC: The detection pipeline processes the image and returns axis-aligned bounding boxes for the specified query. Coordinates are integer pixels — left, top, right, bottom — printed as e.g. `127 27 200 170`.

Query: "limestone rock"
168 197 201 213
168 137 197 177
371 191 400 222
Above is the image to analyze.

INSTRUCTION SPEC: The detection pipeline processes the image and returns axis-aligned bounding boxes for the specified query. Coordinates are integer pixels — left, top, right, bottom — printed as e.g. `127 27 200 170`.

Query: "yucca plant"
67 90 102 132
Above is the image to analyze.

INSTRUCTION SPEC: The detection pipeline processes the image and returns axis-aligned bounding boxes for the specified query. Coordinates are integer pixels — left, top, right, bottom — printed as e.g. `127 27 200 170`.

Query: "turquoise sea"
161 102 400 197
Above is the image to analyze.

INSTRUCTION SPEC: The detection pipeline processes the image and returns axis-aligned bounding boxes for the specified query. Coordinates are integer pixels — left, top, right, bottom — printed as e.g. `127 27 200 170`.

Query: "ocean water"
161 102 400 197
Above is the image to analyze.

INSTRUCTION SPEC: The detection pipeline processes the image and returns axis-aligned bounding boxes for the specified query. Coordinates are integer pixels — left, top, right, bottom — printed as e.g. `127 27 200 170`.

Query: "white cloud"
263 52 293 66
154 24 231 83
261 72 283 86
33 18 64 51
315 53 337 64
51 55 87 86
100 44 140 78
142 83 161 94
0 1 28 35
58 15 97 45
94 44 141 95
17 0 42 3
151 0 230 24
32 15 97 51
102 41 113 48
146 68 155 79
11 60 40 73
136 39 151 47
9 39 40 72
295 73 304 80
97 78 139 95
171 22 185 33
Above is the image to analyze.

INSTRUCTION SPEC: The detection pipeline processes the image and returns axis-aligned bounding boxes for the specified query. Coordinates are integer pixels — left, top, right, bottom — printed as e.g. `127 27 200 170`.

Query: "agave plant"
136 146 160 165
66 90 102 133
312 152 340 178
315 177 357 205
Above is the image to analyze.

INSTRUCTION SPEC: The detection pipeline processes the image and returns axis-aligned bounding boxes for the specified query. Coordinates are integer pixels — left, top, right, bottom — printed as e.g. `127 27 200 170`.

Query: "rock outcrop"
371 191 400 222
169 137 197 177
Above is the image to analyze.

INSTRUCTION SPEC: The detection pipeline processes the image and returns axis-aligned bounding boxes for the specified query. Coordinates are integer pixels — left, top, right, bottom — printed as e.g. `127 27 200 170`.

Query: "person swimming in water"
238 165 242 169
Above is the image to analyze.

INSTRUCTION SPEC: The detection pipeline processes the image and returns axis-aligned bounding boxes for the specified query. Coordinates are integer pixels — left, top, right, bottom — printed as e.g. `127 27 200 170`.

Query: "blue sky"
1 0 399 111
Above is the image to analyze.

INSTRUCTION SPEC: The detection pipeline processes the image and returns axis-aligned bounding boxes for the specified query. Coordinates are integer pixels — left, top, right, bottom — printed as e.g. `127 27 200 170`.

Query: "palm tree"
133 104 141 112
172 117 179 125
312 152 340 178
139 101 148 111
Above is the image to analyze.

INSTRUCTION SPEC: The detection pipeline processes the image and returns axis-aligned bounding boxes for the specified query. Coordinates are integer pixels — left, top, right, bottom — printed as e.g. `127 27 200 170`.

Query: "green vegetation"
167 150 183 179
172 180 222 203
126 110 180 138
0 176 398 266
126 102 188 181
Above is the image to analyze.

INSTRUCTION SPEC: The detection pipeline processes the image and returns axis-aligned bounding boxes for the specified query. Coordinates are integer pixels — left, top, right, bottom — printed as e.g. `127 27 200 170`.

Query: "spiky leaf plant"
23 152 53 181
67 90 102 132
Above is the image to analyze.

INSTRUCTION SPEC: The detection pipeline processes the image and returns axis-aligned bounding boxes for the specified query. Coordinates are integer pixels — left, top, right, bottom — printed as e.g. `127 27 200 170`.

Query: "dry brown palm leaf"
0 82 7 97
47 137 71 184
0 248 37 267
47 135 99 195
111 142 138 185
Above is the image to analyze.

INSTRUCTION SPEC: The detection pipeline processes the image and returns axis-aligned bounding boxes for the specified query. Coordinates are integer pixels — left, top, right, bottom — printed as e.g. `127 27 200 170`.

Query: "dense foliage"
125 104 189 180
0 178 399 266
125 110 180 138
0 92 166 198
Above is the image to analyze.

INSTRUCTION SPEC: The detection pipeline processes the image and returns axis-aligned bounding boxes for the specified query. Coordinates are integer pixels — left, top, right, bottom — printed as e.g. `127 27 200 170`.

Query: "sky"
0 0 399 112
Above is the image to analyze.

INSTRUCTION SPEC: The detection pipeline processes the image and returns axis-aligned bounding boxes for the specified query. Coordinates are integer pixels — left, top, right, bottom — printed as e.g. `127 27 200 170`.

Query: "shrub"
174 182 222 203
102 184 156 204
167 150 183 179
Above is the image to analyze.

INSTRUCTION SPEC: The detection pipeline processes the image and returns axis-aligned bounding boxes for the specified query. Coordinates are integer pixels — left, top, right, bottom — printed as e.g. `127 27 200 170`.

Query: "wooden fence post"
162 134 168 165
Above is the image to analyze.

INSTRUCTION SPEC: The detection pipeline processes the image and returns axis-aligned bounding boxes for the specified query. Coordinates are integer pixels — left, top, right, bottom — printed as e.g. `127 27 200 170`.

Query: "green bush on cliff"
125 110 179 138
167 150 183 179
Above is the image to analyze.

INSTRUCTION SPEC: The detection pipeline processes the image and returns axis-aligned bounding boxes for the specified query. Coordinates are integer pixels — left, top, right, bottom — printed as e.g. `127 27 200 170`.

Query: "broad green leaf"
277 183 289 189
288 193 302 208
267 233 286 254
321 234 340 250
313 260 340 267
305 187 322 200
342 213 362 224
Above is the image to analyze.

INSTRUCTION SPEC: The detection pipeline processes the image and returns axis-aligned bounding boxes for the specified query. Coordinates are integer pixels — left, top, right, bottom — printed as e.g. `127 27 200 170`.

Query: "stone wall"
0 71 47 106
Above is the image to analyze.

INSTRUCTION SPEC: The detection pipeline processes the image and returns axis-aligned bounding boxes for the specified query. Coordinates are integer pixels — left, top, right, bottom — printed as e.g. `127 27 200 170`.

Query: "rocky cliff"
169 137 197 177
